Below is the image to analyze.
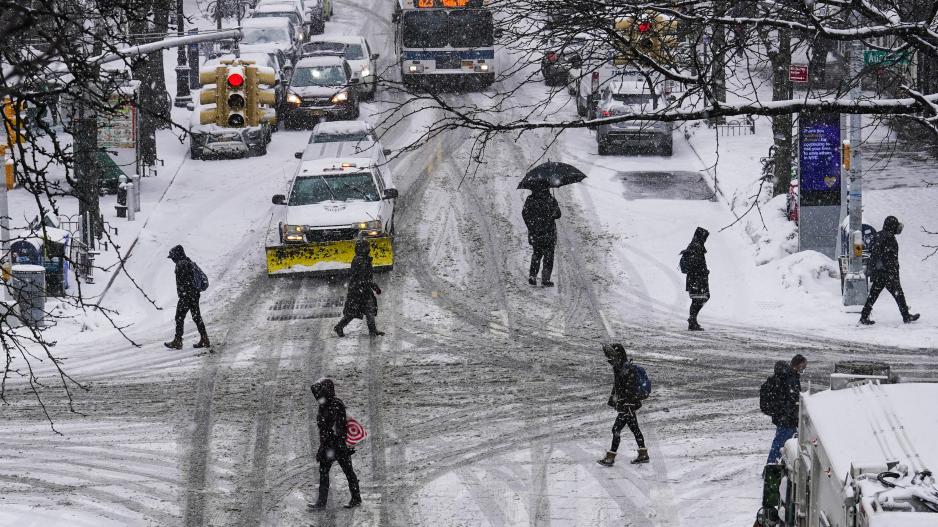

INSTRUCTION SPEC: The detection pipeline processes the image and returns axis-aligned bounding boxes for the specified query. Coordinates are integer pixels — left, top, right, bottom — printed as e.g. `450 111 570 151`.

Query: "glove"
315 447 324 463
373 285 382 295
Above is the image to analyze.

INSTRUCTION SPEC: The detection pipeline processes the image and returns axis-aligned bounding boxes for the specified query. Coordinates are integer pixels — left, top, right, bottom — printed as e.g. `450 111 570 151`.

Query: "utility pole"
842 35 868 305
174 0 192 107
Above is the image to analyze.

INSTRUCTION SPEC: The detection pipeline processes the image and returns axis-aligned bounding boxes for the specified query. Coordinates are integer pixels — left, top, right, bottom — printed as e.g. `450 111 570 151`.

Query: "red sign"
789 64 808 83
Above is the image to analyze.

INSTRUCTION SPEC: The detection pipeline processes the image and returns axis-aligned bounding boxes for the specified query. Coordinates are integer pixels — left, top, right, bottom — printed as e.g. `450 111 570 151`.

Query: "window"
402 11 448 48
291 65 347 86
448 10 493 47
242 27 290 45
309 131 375 143
289 173 380 205
402 10 493 48
611 93 656 106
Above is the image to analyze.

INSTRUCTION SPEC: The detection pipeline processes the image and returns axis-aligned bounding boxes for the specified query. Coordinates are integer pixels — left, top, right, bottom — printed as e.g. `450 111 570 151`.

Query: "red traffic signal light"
638 21 653 33
227 71 245 88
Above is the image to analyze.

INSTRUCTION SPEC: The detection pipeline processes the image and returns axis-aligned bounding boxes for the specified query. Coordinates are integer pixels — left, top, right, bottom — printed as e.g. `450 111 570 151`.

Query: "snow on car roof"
803 383 938 480
312 121 372 134
254 3 299 13
298 157 376 175
306 35 365 45
295 55 346 67
242 16 293 28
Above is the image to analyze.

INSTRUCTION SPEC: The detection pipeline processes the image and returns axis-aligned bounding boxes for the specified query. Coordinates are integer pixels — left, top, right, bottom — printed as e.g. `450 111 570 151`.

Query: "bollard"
126 183 135 221
115 175 128 218
131 174 141 212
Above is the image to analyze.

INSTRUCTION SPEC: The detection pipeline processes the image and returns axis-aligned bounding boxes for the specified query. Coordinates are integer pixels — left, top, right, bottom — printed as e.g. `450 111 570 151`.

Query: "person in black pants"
860 215 920 325
309 379 362 509
597 343 648 466
164 245 209 349
680 227 710 331
522 187 562 287
335 238 385 337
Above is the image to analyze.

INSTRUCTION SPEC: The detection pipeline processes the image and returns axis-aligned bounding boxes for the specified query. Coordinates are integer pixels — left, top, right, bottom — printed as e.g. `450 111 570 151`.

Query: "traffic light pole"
843 32 868 305
174 0 192 107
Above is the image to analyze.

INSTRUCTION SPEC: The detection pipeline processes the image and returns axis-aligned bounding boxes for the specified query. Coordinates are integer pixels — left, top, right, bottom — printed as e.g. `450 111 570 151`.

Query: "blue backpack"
630 364 652 399
191 261 209 292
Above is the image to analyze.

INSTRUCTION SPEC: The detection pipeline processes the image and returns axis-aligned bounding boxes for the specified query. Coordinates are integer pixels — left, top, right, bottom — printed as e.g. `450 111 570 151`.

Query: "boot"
859 316 875 325
688 319 703 331
903 313 920 323
307 500 327 511
164 337 182 350
193 335 211 348
369 330 385 337
596 451 616 467
343 498 362 509
528 276 537 286
542 280 555 287
334 324 345 337
631 448 650 464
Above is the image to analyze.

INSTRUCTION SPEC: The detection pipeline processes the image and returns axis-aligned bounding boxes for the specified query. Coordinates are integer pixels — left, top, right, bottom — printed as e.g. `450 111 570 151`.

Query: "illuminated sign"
415 0 482 7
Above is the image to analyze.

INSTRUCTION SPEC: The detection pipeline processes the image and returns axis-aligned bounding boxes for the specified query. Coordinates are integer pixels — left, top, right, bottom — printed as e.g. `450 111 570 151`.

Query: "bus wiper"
319 176 338 201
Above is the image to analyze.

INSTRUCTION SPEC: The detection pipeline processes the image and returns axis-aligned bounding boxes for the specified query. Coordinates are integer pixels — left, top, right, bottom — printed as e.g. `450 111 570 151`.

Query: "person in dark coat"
309 379 362 509
597 343 648 467
766 354 806 464
860 215 919 325
522 188 562 287
164 245 209 349
334 238 384 337
680 227 710 331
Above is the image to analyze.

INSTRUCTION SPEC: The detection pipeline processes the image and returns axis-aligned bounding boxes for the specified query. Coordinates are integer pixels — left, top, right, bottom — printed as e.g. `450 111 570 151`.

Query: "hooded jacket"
343 239 380 319
869 216 901 277
608 357 643 412
522 189 562 246
680 227 710 295
168 245 198 301
771 362 801 428
312 379 353 460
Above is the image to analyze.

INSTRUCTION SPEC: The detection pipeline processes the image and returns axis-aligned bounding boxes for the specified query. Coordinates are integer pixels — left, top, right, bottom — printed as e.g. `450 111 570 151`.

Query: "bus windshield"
448 10 493 47
402 10 448 48
402 10 494 48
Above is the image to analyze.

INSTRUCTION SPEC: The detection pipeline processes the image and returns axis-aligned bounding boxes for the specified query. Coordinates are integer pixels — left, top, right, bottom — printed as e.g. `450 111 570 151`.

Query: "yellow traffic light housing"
198 66 229 126
613 13 679 66
246 64 279 127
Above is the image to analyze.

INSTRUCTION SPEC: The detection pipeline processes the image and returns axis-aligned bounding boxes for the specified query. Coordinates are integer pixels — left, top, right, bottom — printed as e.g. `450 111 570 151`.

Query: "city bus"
392 0 496 90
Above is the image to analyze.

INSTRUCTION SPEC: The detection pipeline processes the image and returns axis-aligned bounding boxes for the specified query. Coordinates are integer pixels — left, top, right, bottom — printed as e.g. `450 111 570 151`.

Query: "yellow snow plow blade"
266 237 393 275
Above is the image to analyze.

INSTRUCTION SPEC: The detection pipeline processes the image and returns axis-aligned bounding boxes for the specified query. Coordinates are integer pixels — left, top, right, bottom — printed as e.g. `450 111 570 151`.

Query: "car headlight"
331 90 349 103
287 92 302 105
361 67 371 78
281 224 306 242
354 220 382 231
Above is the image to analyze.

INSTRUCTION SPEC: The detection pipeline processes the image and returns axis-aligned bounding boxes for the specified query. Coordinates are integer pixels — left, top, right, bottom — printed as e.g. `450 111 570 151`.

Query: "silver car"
594 78 673 156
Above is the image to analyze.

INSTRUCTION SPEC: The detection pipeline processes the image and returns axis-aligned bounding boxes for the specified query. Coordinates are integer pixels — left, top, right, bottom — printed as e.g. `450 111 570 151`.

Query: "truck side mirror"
383 188 398 199
382 148 392 156
371 53 380 60
294 151 303 159
272 194 286 204
391 12 400 22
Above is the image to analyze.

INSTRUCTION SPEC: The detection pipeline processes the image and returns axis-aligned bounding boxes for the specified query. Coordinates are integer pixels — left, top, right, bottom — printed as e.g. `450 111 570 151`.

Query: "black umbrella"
517 161 587 190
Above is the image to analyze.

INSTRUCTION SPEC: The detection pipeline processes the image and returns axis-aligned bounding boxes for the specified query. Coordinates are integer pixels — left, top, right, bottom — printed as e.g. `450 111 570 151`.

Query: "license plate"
306 109 323 116
462 60 475 69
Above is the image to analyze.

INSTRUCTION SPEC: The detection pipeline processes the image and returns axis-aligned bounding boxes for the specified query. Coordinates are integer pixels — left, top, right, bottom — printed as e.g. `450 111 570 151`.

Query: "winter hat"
883 216 903 235
693 227 710 244
168 245 186 261
355 238 371 256
790 354 807 368
603 343 628 362
311 379 336 401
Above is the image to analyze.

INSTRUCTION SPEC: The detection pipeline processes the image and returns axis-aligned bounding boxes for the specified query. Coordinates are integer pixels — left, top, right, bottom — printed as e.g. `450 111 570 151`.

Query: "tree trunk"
131 9 157 164
771 29 793 197
710 1 727 105
151 0 171 128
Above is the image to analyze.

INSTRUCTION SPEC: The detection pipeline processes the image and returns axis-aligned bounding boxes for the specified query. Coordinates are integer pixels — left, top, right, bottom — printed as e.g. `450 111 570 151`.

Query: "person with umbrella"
518 162 586 287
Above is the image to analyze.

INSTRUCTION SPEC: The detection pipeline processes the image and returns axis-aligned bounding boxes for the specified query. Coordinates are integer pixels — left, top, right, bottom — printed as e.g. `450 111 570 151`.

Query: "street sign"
863 50 911 66
789 64 808 83
97 96 136 149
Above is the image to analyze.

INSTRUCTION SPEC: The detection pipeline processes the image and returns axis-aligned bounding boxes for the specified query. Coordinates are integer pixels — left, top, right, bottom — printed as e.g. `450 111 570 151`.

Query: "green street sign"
863 50 911 66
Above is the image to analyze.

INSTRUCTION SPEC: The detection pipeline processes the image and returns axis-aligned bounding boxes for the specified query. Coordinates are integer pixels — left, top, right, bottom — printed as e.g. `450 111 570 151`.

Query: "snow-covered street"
3 0 938 526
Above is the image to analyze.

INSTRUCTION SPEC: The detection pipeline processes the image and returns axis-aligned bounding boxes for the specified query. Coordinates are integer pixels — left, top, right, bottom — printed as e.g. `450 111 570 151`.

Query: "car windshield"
253 12 300 25
289 173 380 204
612 93 656 106
310 131 374 143
291 65 347 86
344 44 364 60
242 27 290 44
304 42 346 55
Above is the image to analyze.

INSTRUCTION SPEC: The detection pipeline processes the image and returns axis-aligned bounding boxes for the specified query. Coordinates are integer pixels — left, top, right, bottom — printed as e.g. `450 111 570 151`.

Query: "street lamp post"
174 0 192 107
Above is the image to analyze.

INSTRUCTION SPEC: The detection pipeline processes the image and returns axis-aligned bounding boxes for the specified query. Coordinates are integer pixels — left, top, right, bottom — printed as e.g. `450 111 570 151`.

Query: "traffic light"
612 13 679 66
225 65 247 127
245 64 278 127
198 66 228 126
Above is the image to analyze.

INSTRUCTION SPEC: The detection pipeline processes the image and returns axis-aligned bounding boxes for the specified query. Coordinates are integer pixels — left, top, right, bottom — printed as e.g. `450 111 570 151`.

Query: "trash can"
10 264 46 326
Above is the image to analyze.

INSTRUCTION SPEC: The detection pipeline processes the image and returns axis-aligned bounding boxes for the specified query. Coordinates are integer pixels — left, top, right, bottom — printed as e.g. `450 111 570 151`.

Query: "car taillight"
547 52 557 63
601 110 611 117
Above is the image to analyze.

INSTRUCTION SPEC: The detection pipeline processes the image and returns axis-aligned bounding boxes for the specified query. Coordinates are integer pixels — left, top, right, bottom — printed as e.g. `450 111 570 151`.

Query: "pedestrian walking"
760 354 806 464
679 227 710 331
859 215 920 325
597 343 650 467
164 245 210 349
522 188 561 287
309 379 362 510
334 238 385 337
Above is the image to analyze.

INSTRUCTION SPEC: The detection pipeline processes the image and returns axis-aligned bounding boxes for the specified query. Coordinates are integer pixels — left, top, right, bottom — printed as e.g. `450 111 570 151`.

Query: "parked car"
283 55 360 127
249 2 308 43
594 74 673 156
239 17 300 62
301 36 379 99
295 121 391 160
307 120 377 144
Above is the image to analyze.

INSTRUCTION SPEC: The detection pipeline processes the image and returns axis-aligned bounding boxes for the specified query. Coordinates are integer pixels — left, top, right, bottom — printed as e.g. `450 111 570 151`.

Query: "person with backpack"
309 379 362 510
522 187 562 287
679 227 710 331
164 245 210 349
334 238 385 337
761 354 806 464
597 343 650 467
860 215 920 325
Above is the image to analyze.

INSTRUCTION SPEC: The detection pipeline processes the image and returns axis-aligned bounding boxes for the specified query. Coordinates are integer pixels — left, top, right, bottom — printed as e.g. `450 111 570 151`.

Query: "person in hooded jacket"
860 215 920 325
309 379 362 509
680 227 710 331
522 187 562 287
334 238 385 337
164 245 209 349
597 343 648 467
766 354 806 464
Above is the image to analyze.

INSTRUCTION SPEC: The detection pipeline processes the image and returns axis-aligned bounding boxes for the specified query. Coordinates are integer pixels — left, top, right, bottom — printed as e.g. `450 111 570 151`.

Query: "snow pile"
774 250 839 291
742 194 799 266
